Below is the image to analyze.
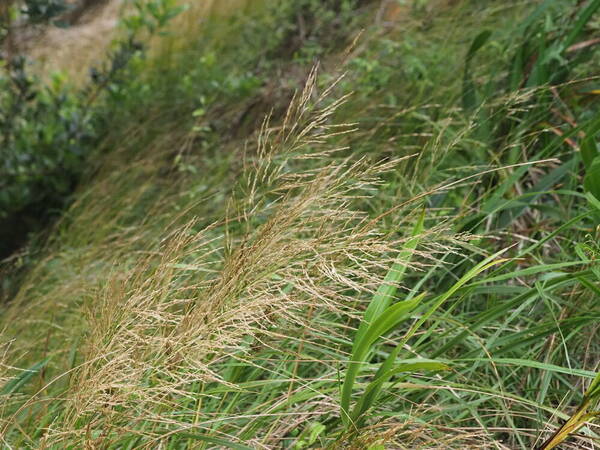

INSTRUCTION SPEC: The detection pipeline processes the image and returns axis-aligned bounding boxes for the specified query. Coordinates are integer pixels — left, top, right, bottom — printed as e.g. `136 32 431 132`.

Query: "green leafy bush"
0 0 185 257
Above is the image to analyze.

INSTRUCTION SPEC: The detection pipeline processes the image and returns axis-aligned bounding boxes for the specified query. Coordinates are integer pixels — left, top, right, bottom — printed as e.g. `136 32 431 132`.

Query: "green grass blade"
497 157 576 228
462 30 492 111
431 269 592 358
356 209 425 345
177 433 253 450
350 360 450 424
475 261 587 284
585 372 600 400
407 249 509 350
1 359 50 396
340 211 425 426
563 0 600 51
341 294 424 427
515 0 559 35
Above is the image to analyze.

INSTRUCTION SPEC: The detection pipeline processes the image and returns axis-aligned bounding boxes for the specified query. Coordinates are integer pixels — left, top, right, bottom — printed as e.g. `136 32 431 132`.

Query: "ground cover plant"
0 0 185 259
0 0 599 448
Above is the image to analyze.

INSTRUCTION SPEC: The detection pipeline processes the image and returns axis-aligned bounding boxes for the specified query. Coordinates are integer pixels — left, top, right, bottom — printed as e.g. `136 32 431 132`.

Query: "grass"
1 0 600 448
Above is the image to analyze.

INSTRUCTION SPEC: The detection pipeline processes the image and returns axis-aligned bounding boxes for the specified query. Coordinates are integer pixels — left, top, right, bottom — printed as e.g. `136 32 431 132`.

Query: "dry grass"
0 68 468 446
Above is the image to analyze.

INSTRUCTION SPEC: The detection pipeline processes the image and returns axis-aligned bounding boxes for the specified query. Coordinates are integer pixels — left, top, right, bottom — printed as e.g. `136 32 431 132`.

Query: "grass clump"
1 0 600 448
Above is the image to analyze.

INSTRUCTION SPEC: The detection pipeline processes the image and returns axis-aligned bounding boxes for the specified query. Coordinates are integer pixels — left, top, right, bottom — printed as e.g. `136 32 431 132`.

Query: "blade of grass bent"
350 360 450 424
355 209 425 344
340 211 425 426
341 295 424 426
408 248 510 351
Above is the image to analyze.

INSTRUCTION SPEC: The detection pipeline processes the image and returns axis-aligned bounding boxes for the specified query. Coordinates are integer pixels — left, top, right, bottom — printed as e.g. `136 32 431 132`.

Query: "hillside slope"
1 1 600 448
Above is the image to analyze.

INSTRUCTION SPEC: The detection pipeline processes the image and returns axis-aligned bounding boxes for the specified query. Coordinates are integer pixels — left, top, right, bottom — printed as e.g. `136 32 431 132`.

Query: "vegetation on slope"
1 0 600 448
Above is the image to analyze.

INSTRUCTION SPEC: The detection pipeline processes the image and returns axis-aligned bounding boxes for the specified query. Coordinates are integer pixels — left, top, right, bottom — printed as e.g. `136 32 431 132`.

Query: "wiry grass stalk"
0 68 467 446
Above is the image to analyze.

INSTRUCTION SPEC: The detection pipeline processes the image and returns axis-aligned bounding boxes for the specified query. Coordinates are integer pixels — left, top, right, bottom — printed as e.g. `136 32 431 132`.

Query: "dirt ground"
21 0 253 83
23 0 125 82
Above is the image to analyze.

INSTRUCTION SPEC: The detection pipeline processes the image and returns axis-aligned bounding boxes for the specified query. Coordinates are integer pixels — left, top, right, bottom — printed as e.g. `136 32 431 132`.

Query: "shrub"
0 0 185 257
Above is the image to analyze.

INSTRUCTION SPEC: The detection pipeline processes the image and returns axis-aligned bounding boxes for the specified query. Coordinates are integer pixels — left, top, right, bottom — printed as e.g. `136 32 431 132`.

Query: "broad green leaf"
341 294 424 426
357 210 425 344
341 211 426 426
